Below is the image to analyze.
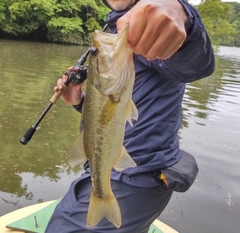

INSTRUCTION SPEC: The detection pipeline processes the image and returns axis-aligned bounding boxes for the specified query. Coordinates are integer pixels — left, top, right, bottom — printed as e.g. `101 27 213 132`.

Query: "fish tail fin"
87 191 121 228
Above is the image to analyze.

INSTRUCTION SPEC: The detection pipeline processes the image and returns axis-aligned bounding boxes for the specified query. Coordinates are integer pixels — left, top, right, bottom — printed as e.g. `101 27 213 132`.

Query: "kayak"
0 200 178 233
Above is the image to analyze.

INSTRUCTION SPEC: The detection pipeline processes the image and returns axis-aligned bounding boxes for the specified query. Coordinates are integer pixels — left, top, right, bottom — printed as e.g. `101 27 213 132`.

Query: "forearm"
151 0 215 82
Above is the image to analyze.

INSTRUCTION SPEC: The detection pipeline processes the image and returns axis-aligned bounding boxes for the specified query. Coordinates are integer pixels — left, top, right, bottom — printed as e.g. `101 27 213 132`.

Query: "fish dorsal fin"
126 99 138 126
114 147 137 172
67 133 87 168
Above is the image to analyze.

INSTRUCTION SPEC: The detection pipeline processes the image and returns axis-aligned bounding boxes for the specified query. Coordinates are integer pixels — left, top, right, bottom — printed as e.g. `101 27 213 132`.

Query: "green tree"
46 0 106 44
197 0 237 48
0 0 109 44
0 0 55 36
0 0 6 23
228 2 240 47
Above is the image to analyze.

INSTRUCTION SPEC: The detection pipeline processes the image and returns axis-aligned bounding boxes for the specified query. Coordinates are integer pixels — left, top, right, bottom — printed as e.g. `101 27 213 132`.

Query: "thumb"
116 10 131 34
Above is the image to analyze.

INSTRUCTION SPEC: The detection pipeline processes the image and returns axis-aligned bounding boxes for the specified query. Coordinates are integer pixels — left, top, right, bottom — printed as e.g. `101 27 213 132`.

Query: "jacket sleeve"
151 0 215 83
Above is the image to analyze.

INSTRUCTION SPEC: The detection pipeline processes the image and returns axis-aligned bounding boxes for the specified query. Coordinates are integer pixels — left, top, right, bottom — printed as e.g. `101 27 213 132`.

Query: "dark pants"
45 173 172 233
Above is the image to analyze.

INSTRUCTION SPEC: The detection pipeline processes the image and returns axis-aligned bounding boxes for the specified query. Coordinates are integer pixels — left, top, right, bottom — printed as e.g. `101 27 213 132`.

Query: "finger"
148 34 185 60
127 10 147 48
160 33 186 59
56 79 64 89
143 24 186 60
62 75 68 82
53 79 63 91
132 15 166 55
117 8 147 48
116 10 131 33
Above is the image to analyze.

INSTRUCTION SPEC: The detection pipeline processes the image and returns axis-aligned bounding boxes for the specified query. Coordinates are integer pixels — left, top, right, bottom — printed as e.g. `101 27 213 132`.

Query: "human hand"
54 73 83 105
116 0 188 60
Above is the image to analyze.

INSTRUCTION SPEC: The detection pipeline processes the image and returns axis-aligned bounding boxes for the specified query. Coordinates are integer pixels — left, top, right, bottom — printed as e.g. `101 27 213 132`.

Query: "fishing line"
176 193 189 233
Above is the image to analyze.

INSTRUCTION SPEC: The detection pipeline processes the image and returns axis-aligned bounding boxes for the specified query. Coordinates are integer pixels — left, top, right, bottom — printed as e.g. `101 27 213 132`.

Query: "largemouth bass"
68 26 138 228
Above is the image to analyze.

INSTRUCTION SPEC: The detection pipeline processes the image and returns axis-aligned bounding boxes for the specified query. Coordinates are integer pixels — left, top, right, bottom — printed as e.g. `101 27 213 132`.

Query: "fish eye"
90 47 98 56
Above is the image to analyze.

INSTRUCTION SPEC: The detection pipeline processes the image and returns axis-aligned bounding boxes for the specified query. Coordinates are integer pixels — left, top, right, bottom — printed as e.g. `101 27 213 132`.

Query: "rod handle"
20 126 36 145
49 84 67 104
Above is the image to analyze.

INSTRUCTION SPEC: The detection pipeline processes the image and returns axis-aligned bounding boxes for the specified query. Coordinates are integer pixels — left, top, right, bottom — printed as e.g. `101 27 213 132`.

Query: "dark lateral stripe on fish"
91 151 104 198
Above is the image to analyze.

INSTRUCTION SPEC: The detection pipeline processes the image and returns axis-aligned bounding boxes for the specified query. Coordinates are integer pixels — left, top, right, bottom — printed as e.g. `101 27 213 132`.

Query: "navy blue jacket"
104 1 215 177
81 1 215 187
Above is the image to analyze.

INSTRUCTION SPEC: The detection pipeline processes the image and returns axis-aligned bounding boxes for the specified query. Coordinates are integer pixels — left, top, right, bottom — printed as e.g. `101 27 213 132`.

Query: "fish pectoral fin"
67 134 87 168
114 147 137 172
126 99 138 127
87 191 121 228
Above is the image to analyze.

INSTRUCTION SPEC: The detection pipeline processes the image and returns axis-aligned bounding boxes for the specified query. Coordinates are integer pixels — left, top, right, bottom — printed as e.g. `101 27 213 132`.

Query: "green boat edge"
3 199 173 233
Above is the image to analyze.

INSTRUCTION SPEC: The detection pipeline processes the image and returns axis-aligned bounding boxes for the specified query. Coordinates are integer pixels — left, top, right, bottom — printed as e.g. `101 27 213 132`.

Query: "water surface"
161 46 240 233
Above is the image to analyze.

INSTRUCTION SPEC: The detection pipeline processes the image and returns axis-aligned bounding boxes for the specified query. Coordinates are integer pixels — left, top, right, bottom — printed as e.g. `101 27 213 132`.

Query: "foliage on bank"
0 0 109 44
0 0 240 47
197 0 240 47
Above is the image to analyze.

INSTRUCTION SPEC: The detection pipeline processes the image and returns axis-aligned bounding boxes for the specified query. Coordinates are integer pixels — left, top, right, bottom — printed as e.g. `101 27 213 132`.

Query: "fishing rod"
20 24 109 145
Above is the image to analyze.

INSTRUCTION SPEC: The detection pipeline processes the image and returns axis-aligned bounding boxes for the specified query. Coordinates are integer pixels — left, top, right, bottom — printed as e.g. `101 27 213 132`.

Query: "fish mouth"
93 26 129 54
92 26 131 77
89 26 134 95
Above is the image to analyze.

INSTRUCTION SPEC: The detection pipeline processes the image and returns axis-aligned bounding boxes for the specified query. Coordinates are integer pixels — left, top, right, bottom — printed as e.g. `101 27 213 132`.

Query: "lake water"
0 40 239 233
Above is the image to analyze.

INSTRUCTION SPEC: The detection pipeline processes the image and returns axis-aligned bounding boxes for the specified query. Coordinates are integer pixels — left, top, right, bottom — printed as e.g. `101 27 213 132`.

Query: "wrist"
177 0 194 34
73 93 85 113
177 0 188 24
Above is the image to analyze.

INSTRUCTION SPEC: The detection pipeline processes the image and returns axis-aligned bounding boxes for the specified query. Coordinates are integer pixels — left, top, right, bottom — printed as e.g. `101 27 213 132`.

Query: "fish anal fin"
114 147 137 172
67 134 87 168
87 191 121 228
